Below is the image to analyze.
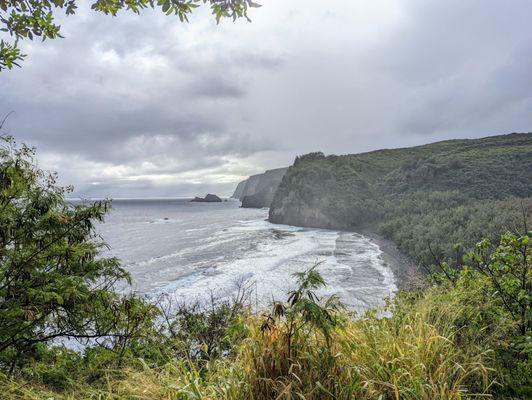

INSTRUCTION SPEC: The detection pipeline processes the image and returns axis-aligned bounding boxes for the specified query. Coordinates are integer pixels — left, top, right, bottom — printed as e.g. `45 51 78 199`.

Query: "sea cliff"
269 133 532 265
231 167 287 208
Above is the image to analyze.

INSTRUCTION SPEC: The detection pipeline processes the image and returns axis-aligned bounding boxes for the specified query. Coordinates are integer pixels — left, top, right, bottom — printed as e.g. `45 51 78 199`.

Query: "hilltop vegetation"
270 133 532 266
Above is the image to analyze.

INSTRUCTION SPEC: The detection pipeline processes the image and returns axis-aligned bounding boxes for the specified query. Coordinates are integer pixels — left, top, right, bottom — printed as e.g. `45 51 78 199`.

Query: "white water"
97 199 397 314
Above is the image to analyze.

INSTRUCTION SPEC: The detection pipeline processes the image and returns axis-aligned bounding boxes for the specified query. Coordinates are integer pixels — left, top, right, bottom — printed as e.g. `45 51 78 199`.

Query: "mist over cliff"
231 167 287 208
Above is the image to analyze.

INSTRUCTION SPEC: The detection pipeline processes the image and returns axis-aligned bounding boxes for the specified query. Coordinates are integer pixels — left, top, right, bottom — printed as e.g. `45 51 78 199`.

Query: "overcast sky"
1 0 531 198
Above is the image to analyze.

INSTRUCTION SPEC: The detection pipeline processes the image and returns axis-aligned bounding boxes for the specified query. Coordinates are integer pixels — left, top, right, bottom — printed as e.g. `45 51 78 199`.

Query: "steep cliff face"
268 199 336 228
241 186 277 209
231 167 288 208
269 133 532 265
231 181 247 199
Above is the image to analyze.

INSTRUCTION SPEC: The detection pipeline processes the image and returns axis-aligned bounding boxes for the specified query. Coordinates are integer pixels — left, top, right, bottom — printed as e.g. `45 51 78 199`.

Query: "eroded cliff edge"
231 167 288 208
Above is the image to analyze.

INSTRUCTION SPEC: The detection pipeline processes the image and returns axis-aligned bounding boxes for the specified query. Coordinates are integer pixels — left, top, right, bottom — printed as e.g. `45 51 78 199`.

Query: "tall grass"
339 299 493 399
0 281 498 399
229 294 493 399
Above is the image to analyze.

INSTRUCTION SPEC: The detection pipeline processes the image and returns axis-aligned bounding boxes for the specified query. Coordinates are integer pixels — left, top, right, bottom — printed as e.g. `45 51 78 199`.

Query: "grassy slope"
270 133 532 264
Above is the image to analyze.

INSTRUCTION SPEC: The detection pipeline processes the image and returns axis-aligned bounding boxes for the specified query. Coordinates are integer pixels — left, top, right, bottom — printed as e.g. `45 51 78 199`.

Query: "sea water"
96 198 396 313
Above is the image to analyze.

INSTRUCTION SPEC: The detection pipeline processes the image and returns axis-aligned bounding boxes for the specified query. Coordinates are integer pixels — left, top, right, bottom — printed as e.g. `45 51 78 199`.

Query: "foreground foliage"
0 230 530 399
0 0 261 70
0 135 157 372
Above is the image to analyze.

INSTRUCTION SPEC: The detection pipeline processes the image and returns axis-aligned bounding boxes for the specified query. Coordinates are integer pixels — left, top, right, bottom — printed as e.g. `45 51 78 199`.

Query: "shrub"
0 135 158 372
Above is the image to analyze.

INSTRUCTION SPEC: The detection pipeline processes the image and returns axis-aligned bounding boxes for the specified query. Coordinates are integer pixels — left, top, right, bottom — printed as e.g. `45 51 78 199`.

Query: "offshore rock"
190 194 222 202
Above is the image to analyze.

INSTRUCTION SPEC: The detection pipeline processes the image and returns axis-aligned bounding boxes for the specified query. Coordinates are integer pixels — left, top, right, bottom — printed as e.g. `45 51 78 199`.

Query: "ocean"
97 198 397 313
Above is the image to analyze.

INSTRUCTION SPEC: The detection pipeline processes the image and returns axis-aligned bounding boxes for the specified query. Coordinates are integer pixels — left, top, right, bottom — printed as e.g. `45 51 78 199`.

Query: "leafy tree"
0 38 22 69
0 134 157 371
467 231 531 336
0 0 261 71
445 232 532 397
154 286 251 363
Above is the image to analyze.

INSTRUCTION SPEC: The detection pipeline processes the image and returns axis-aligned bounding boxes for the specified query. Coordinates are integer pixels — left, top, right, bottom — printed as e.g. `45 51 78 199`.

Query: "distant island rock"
190 194 222 202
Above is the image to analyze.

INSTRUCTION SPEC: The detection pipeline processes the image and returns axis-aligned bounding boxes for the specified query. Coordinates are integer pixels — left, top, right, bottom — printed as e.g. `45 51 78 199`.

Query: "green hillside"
270 133 532 265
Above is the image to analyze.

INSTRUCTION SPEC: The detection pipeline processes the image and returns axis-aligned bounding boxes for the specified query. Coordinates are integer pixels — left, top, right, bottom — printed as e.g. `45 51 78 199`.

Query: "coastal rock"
190 194 222 202
269 199 338 229
231 167 288 208
231 180 247 199
241 185 278 208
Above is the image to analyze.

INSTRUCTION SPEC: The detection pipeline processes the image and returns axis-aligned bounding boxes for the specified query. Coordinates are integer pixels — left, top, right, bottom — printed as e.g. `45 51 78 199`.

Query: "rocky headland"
232 167 287 208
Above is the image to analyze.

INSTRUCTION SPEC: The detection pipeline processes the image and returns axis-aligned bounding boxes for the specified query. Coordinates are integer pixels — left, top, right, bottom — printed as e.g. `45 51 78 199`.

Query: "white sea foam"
102 200 397 315
156 220 397 314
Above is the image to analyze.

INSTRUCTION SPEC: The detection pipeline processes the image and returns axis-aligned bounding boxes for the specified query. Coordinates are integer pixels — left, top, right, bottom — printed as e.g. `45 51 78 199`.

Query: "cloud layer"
1 0 531 197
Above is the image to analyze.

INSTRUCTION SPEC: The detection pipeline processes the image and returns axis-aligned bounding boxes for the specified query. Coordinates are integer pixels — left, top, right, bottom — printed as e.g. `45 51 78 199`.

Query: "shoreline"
358 230 424 290
266 212 423 290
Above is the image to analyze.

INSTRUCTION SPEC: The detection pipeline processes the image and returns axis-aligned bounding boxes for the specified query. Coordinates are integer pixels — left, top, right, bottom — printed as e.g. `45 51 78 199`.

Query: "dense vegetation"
0 135 530 399
270 133 532 267
0 232 530 399
0 135 158 372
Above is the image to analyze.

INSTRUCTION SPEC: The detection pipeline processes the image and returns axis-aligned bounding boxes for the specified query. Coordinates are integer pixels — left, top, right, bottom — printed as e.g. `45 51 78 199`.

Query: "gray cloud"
1 0 531 197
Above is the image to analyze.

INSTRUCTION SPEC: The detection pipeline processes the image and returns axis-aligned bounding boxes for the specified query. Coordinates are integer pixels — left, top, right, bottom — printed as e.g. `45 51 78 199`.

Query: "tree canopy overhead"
0 0 260 71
